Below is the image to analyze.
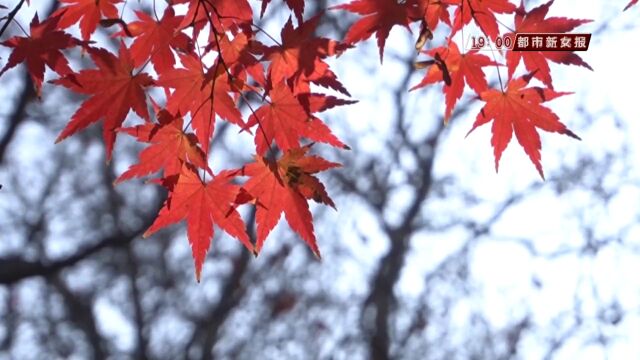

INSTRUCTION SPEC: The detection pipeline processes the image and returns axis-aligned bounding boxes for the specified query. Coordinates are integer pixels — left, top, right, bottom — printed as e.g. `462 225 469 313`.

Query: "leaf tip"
538 169 546 181
309 242 322 260
565 129 581 141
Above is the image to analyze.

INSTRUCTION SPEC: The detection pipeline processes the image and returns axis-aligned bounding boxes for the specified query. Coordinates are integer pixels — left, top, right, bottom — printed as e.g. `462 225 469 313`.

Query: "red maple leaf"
120 7 193 73
298 93 358 115
216 32 266 87
116 109 211 183
451 0 516 40
506 0 592 88
157 53 245 155
262 16 350 95
411 41 498 121
246 82 347 154
625 0 639 10
144 165 252 281
52 43 153 160
238 145 340 256
52 0 121 41
466 73 580 179
261 0 305 24
298 93 355 149
174 0 252 36
415 0 455 31
0 14 81 94
332 0 414 61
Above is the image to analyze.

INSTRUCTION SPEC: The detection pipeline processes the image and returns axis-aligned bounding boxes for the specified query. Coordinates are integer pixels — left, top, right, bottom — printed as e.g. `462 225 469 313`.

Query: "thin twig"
0 0 27 39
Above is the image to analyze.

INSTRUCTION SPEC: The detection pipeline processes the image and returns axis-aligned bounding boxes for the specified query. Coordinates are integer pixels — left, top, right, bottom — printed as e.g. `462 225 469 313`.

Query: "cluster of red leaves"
0 0 352 281
0 0 629 279
334 0 598 179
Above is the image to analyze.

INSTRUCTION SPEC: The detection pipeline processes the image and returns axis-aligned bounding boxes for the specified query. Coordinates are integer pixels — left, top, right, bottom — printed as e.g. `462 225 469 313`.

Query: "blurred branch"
0 286 16 351
51 277 107 359
360 49 446 359
126 248 150 360
0 225 152 285
187 209 256 360
0 73 34 164
197 249 251 360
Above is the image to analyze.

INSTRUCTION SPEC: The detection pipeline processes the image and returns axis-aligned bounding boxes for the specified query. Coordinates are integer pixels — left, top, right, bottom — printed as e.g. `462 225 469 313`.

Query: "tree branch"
0 228 146 285
0 73 34 164
0 0 27 38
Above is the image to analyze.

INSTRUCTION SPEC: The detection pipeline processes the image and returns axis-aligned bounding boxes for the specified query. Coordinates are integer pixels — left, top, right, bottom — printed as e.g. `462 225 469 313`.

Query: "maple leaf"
451 0 516 40
238 145 340 256
247 82 347 154
298 93 358 115
52 0 121 41
466 73 580 179
415 0 454 31
52 43 153 160
116 109 211 183
262 16 350 95
157 53 245 155
411 41 499 121
120 7 193 73
0 14 81 94
174 0 252 36
216 32 266 87
332 0 414 62
506 0 592 88
298 93 355 150
261 0 305 24
625 0 639 10
144 165 252 281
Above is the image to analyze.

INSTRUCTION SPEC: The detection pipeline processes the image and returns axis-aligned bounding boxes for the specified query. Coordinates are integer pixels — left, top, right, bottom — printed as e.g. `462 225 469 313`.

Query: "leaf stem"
486 38 505 93
202 1 275 160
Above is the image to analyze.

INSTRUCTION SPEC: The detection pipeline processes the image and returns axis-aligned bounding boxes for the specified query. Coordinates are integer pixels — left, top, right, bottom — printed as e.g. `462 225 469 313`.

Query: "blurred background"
1 0 639 359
